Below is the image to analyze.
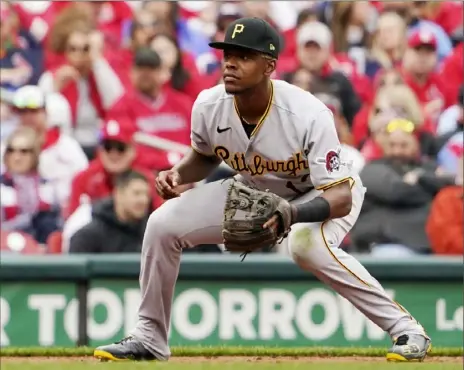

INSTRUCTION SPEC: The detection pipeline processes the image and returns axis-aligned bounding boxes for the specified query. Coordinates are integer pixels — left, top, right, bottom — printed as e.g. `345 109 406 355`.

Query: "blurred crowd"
0 1 462 257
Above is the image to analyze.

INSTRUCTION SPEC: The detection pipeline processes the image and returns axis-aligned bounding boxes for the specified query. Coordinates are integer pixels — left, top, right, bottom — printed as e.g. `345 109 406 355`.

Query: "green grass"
1 362 463 370
1 346 463 357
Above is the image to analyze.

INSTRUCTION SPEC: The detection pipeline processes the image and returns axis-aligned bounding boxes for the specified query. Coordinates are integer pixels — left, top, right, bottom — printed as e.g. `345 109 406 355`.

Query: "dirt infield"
1 356 462 363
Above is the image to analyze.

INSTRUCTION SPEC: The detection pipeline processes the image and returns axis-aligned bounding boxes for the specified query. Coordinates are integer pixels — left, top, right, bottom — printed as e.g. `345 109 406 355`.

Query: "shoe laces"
115 336 133 345
396 334 409 346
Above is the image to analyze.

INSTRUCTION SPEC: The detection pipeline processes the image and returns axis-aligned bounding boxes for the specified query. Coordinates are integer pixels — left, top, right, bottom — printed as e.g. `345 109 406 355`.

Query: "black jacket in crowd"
350 158 455 254
69 197 148 254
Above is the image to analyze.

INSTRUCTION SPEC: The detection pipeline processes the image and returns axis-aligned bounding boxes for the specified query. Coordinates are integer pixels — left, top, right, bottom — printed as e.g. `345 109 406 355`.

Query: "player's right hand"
155 170 182 199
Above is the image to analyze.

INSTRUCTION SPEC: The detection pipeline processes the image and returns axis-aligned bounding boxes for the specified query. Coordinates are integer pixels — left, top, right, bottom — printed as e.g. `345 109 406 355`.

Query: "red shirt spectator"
67 118 162 218
108 48 192 172
11 1 132 50
401 30 454 128
440 43 464 105
38 23 124 148
429 1 463 37
426 185 463 256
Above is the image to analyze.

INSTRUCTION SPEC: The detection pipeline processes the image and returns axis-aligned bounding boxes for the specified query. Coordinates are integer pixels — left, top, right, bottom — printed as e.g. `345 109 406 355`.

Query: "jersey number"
286 175 310 195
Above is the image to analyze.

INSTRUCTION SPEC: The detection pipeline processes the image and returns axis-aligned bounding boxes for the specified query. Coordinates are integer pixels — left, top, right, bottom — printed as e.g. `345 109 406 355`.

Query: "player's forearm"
173 149 221 184
293 181 352 223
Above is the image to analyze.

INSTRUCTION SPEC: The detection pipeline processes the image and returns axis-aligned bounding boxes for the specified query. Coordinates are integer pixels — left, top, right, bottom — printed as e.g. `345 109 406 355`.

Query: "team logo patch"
316 147 350 174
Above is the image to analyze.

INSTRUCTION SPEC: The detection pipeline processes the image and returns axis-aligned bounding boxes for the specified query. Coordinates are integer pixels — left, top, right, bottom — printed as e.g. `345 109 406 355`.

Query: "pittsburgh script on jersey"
214 146 309 176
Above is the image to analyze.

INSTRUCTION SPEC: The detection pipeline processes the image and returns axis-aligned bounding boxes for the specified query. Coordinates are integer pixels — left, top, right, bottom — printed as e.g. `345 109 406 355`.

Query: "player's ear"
264 58 276 77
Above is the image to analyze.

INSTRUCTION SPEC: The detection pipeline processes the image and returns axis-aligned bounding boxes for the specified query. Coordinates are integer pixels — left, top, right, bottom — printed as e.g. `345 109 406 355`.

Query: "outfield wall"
0 254 462 348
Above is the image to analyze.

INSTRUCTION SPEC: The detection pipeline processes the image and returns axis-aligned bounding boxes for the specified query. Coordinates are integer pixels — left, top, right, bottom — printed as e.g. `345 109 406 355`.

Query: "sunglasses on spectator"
6 146 34 155
102 140 128 153
386 119 415 134
67 44 90 53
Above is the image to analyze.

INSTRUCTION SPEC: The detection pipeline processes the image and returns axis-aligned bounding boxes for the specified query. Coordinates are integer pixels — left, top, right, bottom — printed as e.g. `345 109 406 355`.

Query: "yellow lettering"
213 147 309 177
231 24 245 39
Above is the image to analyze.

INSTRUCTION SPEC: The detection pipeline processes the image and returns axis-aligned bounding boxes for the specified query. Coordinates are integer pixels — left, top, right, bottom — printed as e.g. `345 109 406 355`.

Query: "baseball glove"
222 181 294 257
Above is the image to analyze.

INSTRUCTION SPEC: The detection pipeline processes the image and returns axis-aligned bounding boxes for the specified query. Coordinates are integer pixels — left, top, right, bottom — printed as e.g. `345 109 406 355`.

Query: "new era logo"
270 44 275 51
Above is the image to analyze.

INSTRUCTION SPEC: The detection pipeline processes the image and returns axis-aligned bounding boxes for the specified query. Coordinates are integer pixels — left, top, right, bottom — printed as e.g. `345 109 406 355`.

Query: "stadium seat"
0 230 45 254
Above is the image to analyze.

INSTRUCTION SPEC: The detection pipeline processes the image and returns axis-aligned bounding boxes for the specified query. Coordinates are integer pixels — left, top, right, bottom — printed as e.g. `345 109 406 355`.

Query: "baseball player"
94 18 431 363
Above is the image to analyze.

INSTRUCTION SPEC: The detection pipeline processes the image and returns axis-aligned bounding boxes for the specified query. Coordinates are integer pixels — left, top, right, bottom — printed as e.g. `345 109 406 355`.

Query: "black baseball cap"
209 17 280 59
134 48 161 69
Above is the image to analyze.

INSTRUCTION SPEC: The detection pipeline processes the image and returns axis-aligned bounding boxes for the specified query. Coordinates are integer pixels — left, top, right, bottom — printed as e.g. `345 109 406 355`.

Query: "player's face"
222 47 274 95
118 179 151 220
99 140 136 175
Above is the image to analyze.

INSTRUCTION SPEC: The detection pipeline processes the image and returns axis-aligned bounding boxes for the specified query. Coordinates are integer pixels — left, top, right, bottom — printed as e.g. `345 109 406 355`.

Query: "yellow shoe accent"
93 350 128 362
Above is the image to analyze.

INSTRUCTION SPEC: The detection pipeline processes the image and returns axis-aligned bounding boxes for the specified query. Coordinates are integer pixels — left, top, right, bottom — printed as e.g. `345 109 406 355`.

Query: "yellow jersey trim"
316 177 353 191
233 80 274 137
319 178 370 287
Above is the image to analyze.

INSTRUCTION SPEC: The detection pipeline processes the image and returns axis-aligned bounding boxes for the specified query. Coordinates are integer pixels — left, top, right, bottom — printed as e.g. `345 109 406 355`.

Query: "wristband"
295 197 331 223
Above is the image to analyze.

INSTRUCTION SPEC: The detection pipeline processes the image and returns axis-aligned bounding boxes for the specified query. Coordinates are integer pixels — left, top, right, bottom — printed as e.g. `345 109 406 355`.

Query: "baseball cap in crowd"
408 30 437 50
297 21 332 49
216 3 243 24
12 85 46 110
209 17 281 59
100 119 135 145
133 48 162 69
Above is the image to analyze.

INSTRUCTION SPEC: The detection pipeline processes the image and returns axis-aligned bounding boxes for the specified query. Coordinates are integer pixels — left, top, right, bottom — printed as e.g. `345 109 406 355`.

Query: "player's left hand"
263 205 297 234
263 214 281 233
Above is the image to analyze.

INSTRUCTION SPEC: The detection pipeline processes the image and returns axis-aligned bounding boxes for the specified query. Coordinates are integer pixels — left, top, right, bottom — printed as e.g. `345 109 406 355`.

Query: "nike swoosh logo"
217 127 231 133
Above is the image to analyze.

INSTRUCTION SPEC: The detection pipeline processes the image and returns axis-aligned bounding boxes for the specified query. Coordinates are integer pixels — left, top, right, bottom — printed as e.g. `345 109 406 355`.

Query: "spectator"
279 7 319 66
0 1 43 90
407 1 453 61
0 88 18 141
401 30 453 126
352 119 455 256
38 12 124 152
2 85 88 206
440 42 463 105
202 3 243 76
331 1 374 74
292 21 361 125
11 1 133 50
437 132 464 176
426 156 463 256
141 1 211 62
150 33 207 101
1 126 61 244
365 12 407 80
436 84 464 138
116 9 159 75
69 170 151 254
282 67 312 91
357 84 438 160
425 1 463 41
108 48 192 172
67 118 162 218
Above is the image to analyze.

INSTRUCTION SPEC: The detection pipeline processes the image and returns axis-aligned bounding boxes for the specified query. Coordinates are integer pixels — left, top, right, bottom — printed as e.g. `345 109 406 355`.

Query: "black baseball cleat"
93 336 158 362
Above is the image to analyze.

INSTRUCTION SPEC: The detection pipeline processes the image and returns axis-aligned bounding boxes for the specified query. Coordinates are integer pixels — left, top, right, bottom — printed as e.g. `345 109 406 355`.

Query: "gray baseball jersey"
191 80 353 198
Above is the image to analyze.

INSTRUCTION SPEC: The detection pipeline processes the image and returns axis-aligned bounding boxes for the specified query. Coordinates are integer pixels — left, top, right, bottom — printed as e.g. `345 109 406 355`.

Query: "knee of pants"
287 222 337 271
145 201 183 246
